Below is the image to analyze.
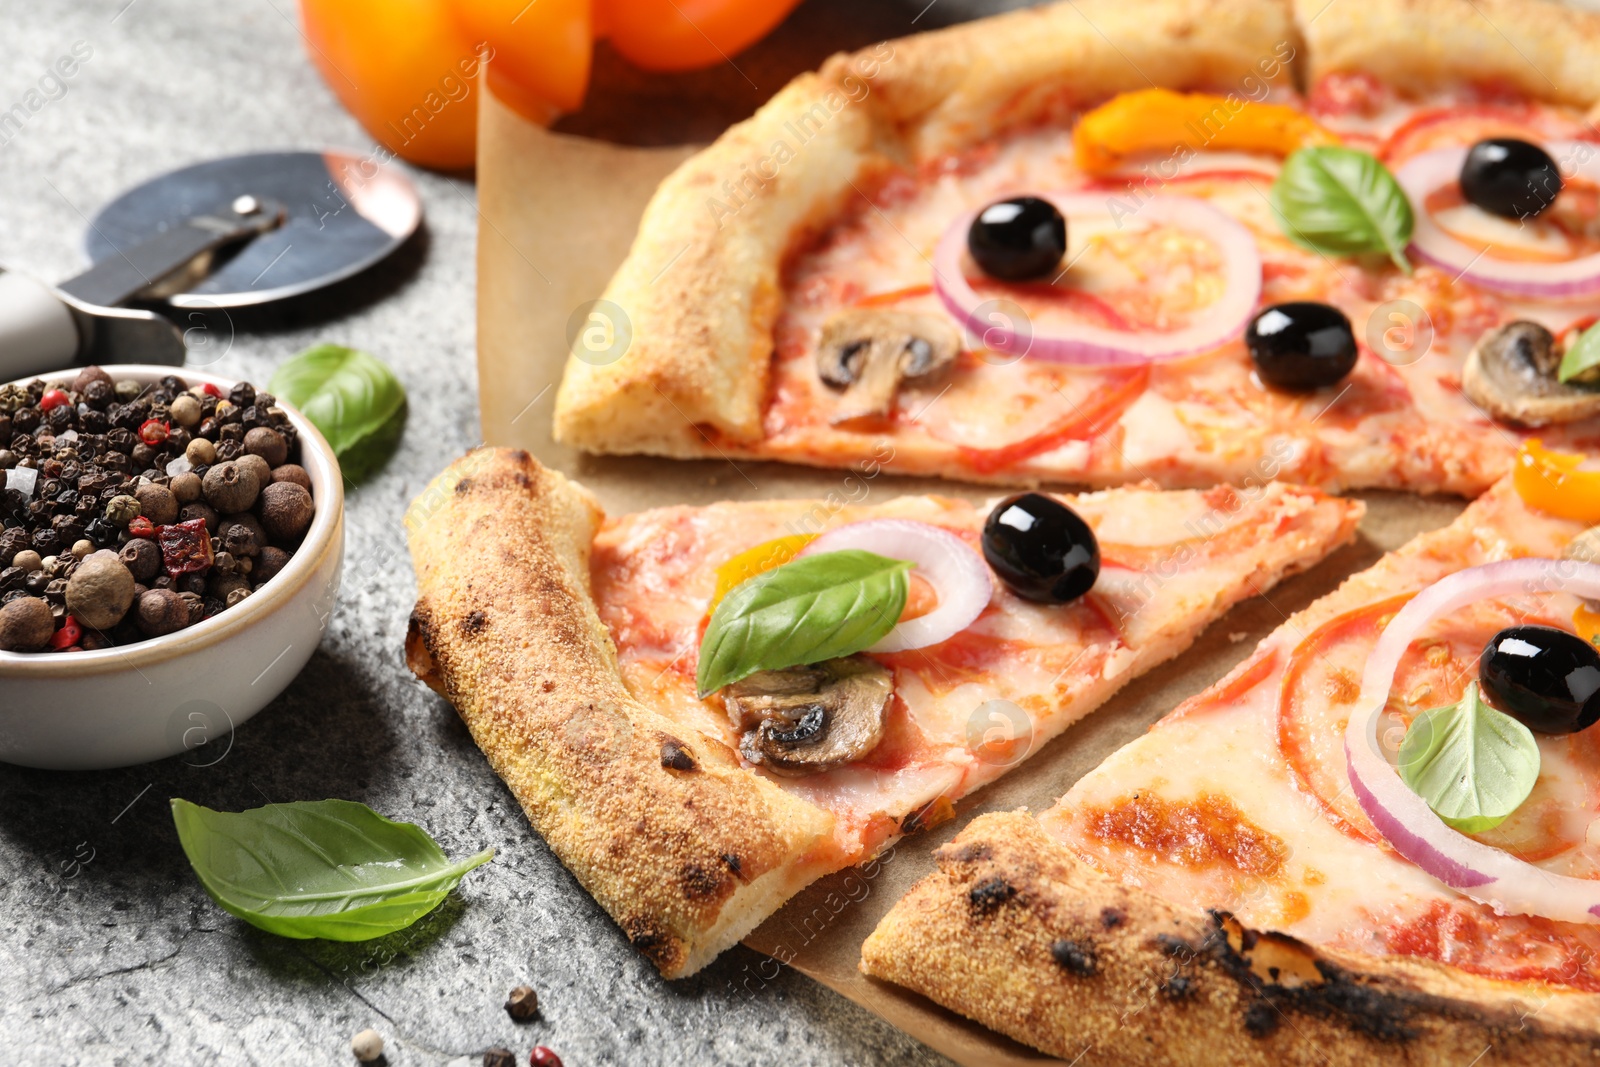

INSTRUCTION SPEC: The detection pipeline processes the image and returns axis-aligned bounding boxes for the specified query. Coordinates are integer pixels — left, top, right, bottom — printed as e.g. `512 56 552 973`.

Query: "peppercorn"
253 545 290 585
186 437 216 467
483 1050 516 1067
259 482 314 542
203 460 259 513
134 483 178 526
70 539 93 560
0 528 28 560
31 528 60 556
39 389 69 412
529 1048 563 1067
113 380 141 403
64 550 135 630
168 394 202 429
235 453 271 491
167 471 201 505
270 463 312 493
0 596 55 651
0 567 23 592
0 450 15 471
82 380 114 410
221 515 263 558
179 502 218 534
176 572 207 596
243 426 288 467
207 571 248 601
134 588 189 636
118 538 160 583
83 516 118 547
103 495 139 527
350 1029 384 1063
130 443 158 470
504 985 539 1021
12 550 41 572
127 516 155 540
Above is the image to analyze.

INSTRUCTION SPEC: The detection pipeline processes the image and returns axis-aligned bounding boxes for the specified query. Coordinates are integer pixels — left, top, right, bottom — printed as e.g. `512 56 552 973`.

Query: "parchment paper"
474 82 1468 1066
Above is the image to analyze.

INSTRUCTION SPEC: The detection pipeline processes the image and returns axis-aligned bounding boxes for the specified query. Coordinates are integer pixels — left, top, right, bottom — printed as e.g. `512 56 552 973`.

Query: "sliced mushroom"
1462 320 1600 427
816 308 960 425
724 654 893 775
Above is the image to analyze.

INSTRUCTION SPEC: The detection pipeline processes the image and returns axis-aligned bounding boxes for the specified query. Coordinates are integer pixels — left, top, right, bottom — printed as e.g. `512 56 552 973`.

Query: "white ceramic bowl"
0 365 344 769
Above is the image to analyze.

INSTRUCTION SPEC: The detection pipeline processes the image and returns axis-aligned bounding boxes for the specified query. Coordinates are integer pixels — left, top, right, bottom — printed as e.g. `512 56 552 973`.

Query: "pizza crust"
404 447 838 978
861 811 1600 1064
1298 0 1600 110
552 0 1302 460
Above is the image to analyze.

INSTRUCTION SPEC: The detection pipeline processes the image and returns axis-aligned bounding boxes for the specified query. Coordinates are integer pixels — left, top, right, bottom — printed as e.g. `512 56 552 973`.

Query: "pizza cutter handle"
0 266 186 381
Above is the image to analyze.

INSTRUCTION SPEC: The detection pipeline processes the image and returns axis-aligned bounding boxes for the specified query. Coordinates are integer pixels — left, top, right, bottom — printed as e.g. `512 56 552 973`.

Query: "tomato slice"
1278 593 1599 862
908 361 1149 476
1379 104 1598 164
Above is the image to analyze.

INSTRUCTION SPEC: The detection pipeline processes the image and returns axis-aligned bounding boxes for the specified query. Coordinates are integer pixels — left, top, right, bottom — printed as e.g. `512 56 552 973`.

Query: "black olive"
1246 302 1358 392
967 196 1067 281
1460 138 1562 220
1480 625 1600 735
982 492 1099 604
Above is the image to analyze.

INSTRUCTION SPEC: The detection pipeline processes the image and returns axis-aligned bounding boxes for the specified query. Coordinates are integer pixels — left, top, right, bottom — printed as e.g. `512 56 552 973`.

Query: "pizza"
553 0 1600 495
403 447 1358 976
860 475 1600 1062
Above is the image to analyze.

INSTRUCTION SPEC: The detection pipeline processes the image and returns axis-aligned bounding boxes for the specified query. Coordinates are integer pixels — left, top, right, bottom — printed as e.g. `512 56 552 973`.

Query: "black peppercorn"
504 985 539 1021
228 382 255 410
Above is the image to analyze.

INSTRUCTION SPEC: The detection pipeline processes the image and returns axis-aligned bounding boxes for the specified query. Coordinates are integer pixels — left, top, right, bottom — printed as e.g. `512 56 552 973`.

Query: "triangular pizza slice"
862 476 1600 1062
405 448 1359 977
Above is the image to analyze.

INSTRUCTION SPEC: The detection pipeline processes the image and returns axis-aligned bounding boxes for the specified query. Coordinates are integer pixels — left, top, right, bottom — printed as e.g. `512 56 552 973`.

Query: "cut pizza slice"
861 475 1600 1062
404 448 1360 977
553 0 1600 495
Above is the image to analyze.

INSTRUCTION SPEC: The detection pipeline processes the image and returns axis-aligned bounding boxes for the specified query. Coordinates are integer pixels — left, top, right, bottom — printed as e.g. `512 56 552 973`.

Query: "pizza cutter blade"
85 150 422 308
0 150 421 382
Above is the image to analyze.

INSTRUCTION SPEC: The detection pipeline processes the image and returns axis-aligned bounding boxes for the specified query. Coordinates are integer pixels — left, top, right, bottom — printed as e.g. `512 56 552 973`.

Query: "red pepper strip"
954 365 1151 475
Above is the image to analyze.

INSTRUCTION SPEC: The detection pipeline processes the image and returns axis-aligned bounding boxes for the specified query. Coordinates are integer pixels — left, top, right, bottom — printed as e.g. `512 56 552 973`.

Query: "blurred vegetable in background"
599 0 804 72
297 0 804 168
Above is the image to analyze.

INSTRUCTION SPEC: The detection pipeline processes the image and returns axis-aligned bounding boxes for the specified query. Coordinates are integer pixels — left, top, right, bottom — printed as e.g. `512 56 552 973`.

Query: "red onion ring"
1344 558 1600 923
932 193 1262 366
801 520 993 653
1397 142 1600 297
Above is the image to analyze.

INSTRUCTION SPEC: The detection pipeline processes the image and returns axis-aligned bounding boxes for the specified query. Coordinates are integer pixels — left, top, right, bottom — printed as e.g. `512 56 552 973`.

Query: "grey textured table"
0 1 1035 1064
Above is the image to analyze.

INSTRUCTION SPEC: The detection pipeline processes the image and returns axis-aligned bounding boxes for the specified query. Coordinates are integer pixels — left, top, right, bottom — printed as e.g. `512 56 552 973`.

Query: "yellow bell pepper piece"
1512 439 1600 524
1073 88 1340 175
708 534 816 613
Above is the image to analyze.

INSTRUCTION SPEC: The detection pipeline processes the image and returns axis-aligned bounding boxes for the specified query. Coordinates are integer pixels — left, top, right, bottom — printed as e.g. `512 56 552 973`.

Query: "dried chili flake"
51 615 81 649
156 517 213 576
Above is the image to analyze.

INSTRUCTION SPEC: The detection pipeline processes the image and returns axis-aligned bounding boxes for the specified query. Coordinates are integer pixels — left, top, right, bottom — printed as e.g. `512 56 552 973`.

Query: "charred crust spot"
1099 906 1127 930
660 738 700 773
510 449 532 464
540 679 556 693
721 853 746 881
948 842 992 865
461 610 488 635
1243 1000 1280 1038
625 922 682 971
513 472 533 488
454 477 474 495
679 863 725 902
1160 975 1196 1001
1155 933 1194 958
1205 914 1419 1044
967 876 1017 916
1050 938 1098 978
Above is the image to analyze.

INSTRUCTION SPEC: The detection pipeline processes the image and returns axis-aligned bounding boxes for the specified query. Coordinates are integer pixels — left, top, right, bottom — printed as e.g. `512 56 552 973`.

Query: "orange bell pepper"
1073 88 1340 175
299 0 487 170
1513 439 1600 524
451 0 592 121
598 0 803 72
708 534 815 613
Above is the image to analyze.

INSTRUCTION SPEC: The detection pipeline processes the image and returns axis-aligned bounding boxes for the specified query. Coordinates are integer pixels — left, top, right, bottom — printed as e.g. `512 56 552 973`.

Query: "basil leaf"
1559 322 1600 383
172 798 492 941
269 344 407 480
1271 146 1415 273
1396 681 1540 834
696 549 911 697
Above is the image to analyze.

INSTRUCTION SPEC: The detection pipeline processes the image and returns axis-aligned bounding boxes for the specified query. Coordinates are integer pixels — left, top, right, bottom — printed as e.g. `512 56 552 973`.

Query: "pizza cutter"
0 150 422 381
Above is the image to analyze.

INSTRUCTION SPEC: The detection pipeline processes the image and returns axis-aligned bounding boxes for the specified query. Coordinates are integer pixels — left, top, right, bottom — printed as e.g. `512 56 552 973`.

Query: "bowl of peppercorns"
0 365 344 769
